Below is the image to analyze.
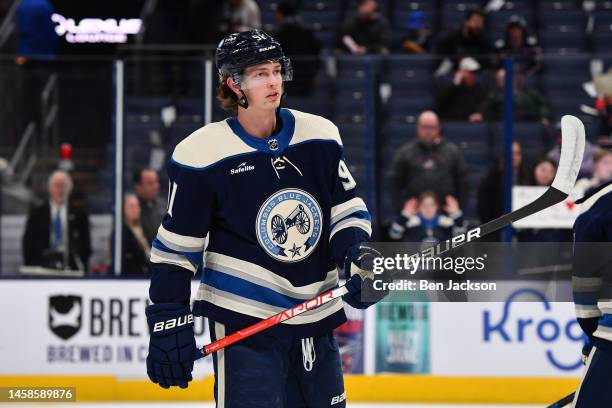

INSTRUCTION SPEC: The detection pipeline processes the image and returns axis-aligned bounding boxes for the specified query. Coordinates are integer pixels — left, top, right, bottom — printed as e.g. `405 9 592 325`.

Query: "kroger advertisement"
0 281 583 378
430 288 584 377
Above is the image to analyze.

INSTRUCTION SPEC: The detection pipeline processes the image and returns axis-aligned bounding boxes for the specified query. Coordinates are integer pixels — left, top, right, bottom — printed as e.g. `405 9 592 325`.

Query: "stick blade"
551 115 586 195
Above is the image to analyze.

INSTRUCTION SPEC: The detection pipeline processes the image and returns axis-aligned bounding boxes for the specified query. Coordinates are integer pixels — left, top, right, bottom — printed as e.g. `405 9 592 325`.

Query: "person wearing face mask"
389 110 468 213
437 9 491 69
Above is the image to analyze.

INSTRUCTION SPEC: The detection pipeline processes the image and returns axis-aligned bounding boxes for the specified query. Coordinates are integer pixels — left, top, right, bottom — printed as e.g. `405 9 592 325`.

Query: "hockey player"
145 29 386 407
572 180 612 407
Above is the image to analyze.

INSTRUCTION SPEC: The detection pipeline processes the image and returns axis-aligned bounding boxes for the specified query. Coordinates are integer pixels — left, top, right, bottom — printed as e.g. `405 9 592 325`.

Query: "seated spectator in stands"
517 159 572 242
341 0 391 54
133 168 165 244
118 194 150 275
435 57 489 122
22 170 91 271
389 110 468 212
494 15 541 77
575 150 612 196
478 68 551 123
478 141 530 230
222 0 261 33
389 191 463 243
399 11 431 54
273 1 322 96
436 9 491 73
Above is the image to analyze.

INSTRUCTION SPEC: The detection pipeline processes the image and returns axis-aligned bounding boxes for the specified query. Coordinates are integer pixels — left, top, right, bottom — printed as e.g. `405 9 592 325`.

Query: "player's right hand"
146 303 203 389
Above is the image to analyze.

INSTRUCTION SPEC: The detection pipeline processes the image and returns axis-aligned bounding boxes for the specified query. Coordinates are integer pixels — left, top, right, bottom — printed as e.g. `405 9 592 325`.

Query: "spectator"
494 15 541 77
389 110 468 212
273 1 322 96
478 68 551 123
531 158 556 186
133 168 165 244
389 191 463 242
478 141 531 226
517 159 572 242
436 9 491 70
223 0 261 33
22 170 91 271
118 194 150 275
16 0 58 58
399 11 431 54
435 57 489 122
547 128 599 178
341 0 391 54
575 150 612 195
594 70 612 142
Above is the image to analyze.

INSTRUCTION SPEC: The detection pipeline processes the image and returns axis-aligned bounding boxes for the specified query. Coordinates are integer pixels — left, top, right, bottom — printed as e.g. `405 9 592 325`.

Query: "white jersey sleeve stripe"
330 197 368 225
150 247 197 273
329 218 372 241
157 224 206 251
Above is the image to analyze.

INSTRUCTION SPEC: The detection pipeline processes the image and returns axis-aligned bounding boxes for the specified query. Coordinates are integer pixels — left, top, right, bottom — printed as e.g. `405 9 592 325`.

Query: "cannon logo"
483 288 584 371
49 295 82 340
256 189 322 263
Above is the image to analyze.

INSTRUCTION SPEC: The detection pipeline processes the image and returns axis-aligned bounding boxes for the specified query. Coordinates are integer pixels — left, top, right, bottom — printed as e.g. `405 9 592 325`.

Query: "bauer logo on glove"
152 314 194 333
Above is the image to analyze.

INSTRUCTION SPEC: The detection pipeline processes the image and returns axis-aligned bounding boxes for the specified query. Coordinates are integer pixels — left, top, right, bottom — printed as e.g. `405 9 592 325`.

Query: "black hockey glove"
342 243 389 309
146 303 203 389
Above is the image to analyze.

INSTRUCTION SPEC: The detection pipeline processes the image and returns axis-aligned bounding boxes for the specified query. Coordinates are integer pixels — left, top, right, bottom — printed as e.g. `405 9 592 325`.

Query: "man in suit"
22 170 91 271
133 168 165 244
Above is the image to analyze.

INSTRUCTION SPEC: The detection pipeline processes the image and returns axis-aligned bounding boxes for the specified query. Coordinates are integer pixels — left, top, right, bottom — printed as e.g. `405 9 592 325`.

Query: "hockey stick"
199 115 586 357
546 391 575 408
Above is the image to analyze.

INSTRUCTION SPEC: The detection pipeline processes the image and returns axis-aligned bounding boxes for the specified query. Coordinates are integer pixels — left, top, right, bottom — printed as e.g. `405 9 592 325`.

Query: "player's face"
241 62 283 110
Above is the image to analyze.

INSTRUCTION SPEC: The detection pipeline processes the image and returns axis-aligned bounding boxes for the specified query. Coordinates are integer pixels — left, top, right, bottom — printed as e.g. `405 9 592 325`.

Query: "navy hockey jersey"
149 108 372 337
572 184 612 349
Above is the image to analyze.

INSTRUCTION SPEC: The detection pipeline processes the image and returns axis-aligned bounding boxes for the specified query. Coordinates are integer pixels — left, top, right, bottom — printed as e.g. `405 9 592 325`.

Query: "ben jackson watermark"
360 241 610 302
371 252 494 293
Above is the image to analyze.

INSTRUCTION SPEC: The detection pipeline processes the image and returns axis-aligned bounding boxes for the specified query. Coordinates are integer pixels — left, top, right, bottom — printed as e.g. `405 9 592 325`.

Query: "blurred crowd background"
0 0 611 277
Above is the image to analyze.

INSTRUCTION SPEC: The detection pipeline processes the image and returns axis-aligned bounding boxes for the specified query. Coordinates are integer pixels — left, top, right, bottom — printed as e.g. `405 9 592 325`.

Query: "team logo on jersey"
256 189 323 262
268 138 279 151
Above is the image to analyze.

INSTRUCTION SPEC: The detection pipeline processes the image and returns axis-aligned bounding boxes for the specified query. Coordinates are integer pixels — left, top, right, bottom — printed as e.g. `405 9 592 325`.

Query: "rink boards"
0 279 581 403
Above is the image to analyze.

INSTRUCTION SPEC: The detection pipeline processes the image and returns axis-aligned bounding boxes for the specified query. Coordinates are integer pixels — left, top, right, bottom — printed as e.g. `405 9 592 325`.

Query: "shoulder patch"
172 120 257 169
288 109 343 147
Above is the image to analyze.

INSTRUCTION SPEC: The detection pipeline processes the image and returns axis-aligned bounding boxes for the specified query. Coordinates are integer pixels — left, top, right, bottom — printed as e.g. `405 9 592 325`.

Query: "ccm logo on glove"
153 314 194 332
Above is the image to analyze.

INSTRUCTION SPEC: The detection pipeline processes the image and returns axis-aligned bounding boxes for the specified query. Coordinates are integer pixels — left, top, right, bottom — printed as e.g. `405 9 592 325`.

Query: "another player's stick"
199 115 586 358
546 391 575 408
